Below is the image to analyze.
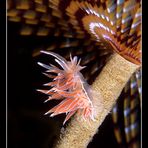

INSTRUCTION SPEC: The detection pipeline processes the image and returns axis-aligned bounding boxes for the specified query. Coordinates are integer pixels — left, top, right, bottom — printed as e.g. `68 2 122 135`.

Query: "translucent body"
38 51 95 124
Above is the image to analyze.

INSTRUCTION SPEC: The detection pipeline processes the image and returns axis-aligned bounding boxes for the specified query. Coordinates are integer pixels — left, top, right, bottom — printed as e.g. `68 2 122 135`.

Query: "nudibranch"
7 0 141 147
38 51 96 124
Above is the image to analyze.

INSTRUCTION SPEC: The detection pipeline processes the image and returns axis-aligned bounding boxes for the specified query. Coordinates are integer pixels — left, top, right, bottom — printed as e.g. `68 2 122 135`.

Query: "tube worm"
54 53 139 148
48 1 141 147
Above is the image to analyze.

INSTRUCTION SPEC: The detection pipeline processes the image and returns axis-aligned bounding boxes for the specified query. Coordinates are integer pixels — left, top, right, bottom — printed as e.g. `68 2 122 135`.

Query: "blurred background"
7 0 141 147
8 20 141 148
7 21 117 148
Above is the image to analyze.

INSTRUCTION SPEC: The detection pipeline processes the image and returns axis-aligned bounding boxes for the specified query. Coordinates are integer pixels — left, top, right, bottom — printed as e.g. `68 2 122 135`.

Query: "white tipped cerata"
38 51 95 124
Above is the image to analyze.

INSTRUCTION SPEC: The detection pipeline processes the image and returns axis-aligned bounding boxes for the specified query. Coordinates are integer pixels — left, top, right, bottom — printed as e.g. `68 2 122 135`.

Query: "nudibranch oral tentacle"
38 51 96 124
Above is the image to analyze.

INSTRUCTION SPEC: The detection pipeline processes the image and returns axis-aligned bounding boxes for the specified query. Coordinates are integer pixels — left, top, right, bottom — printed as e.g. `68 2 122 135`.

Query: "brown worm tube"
54 53 140 148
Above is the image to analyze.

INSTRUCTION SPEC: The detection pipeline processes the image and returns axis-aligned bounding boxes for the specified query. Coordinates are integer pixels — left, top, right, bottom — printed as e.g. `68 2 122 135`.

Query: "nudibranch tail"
38 51 95 124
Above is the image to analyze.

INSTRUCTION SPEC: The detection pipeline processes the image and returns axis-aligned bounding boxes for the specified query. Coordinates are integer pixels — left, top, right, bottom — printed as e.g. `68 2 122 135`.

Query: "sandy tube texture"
54 53 140 148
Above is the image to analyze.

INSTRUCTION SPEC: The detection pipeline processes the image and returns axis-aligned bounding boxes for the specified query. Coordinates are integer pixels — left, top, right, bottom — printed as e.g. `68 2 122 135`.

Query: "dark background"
7 21 119 148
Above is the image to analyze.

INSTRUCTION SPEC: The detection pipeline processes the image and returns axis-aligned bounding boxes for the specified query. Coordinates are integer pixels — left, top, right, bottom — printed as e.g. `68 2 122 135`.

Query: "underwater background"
8 21 120 148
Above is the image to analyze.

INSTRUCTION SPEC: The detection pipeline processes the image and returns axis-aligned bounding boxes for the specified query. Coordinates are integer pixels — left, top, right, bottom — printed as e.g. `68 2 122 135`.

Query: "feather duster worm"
38 51 97 124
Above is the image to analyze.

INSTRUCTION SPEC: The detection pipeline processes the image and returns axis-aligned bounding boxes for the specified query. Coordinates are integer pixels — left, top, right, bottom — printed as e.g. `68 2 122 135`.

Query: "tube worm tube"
54 53 139 148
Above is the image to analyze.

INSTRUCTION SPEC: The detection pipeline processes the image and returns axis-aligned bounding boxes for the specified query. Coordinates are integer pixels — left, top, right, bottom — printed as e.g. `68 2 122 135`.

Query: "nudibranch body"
38 51 95 124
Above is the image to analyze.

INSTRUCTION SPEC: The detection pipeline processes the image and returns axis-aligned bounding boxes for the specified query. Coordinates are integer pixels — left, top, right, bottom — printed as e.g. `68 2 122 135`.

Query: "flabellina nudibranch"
37 51 96 125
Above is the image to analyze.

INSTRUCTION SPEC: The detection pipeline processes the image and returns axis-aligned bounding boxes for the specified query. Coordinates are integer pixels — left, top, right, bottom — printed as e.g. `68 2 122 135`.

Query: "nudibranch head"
38 51 95 124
